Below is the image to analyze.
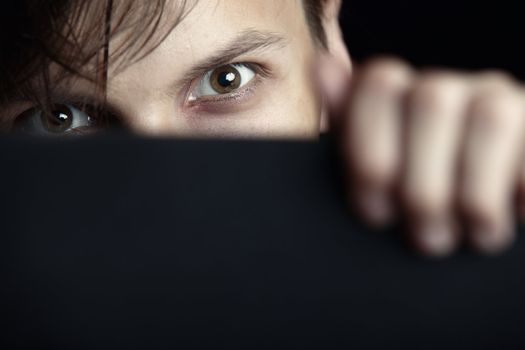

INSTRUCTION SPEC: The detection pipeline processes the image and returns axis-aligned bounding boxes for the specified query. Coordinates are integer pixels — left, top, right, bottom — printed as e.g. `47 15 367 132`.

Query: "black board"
0 134 524 349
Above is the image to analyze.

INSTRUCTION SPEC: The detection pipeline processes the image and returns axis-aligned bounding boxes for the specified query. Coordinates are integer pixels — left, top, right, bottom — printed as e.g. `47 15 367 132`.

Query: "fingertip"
468 224 515 255
355 187 394 228
411 219 458 258
461 201 515 255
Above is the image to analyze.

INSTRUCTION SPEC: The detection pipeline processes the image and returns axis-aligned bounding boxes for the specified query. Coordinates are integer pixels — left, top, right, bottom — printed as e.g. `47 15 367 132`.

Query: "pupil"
210 65 241 93
55 112 69 123
41 104 73 133
218 72 236 87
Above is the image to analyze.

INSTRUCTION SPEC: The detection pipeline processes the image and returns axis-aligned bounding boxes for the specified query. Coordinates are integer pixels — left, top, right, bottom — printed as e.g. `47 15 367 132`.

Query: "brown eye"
12 103 109 136
209 65 242 94
41 104 74 133
189 63 257 100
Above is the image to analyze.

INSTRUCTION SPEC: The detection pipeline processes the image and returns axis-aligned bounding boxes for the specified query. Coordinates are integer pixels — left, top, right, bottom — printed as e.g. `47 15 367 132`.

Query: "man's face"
22 0 322 138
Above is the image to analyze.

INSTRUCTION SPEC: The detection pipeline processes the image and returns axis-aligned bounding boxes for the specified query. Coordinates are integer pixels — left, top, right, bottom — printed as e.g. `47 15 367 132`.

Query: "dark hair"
304 0 328 48
0 0 326 113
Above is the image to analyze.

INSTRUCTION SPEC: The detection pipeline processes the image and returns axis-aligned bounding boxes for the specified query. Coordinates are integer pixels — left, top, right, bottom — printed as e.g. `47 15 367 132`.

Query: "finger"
515 88 525 220
347 58 413 226
402 72 470 256
459 73 525 254
316 52 353 133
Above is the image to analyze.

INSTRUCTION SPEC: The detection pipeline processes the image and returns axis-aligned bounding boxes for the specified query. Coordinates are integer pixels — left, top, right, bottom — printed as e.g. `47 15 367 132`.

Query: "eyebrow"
174 29 289 90
0 30 289 111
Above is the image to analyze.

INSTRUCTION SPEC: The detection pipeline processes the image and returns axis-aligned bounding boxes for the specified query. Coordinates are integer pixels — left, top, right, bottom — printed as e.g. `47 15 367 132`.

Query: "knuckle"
364 56 410 72
520 86 525 99
402 185 450 217
470 92 522 126
355 158 396 187
460 192 497 223
411 73 466 111
478 70 516 88
361 57 413 90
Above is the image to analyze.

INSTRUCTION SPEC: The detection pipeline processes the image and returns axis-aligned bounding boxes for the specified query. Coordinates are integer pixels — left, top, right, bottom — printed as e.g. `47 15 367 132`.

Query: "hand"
319 55 525 257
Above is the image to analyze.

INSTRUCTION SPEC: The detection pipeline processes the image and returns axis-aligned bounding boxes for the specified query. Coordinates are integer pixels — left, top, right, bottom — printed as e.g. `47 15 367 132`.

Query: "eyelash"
4 61 272 131
184 62 271 107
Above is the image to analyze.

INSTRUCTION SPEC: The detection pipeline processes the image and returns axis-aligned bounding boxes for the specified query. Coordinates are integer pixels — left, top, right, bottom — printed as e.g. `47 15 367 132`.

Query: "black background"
339 0 525 80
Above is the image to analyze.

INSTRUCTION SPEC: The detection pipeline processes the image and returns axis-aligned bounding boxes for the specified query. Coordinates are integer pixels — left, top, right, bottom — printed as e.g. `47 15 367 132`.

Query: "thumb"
315 52 353 132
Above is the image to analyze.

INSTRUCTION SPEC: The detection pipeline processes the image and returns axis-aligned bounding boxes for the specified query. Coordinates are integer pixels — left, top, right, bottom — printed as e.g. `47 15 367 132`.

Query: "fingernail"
470 226 514 255
416 221 455 257
358 189 392 227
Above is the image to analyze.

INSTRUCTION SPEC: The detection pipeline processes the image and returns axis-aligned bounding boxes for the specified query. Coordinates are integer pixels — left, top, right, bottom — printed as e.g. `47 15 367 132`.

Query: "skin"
322 58 525 257
3 0 525 257
105 0 322 138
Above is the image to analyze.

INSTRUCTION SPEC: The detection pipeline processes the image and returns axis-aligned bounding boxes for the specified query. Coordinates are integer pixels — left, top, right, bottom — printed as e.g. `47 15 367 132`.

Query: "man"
1 0 525 257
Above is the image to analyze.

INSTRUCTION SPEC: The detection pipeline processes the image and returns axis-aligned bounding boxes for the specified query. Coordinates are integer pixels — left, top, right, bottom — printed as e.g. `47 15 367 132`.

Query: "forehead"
180 0 304 31
164 0 305 40
101 0 312 94
31 0 313 106
109 0 307 70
